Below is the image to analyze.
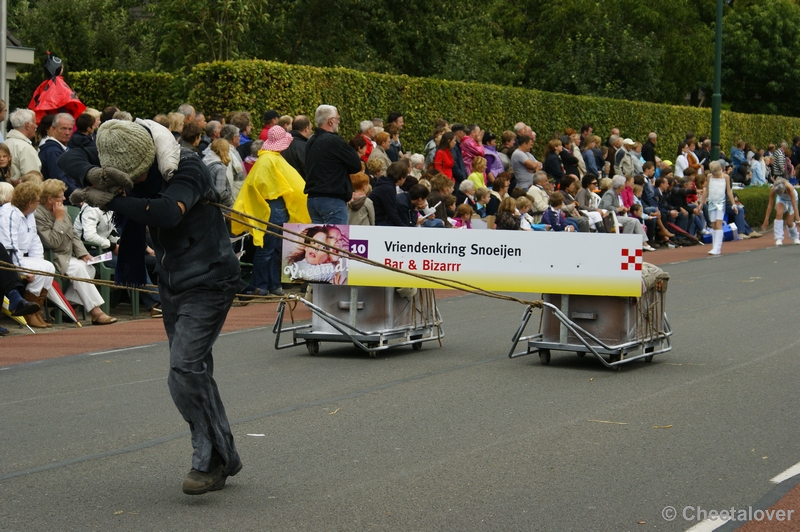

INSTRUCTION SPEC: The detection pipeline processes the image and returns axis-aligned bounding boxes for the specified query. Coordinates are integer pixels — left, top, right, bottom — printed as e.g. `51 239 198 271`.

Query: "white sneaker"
643 244 656 252
708 249 721 255
702 228 712 235
776 239 783 246
793 239 800 245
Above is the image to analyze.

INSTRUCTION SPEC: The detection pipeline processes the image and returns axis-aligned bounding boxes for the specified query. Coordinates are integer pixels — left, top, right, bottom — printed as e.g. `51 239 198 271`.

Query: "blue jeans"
421 218 444 227
252 198 289 293
161 272 240 474
307 196 348 225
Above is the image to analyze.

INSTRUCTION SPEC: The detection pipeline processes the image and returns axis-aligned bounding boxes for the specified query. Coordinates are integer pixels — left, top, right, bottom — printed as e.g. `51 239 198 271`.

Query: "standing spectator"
385 123 402 162
257 110 280 141
543 139 565 181
695 136 711 171
482 132 504 185
177 103 195 124
230 112 253 160
358 120 375 163
303 105 362 224
773 141 789 181
234 126 310 296
180 123 203 154
580 124 593 145
369 131 393 172
220 124 246 199
569 133 586 177
370 161 411 226
347 172 375 226
100 106 119 123
642 133 657 164
461 124 485 174
5 109 41 183
39 113 79 200
0 144 11 184
433 132 456 181
202 139 234 207
511 135 541 190
581 136 599 176
559 136 580 176
197 119 219 153
283 115 312 179
750 152 767 185
450 123 468 185
167 112 184 140
387 112 404 154
606 135 621 173
424 125 448 168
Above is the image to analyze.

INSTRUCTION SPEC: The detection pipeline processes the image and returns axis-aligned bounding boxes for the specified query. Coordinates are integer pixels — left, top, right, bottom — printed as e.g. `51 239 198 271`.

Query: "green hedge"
57 59 800 159
65 70 185 119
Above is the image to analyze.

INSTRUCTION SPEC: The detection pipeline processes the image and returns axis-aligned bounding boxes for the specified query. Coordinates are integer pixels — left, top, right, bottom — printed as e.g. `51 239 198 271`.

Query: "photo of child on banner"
282 224 349 284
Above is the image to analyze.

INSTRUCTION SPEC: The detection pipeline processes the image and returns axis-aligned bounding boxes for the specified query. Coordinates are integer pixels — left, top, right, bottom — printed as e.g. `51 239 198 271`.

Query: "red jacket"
360 134 374 163
434 148 454 180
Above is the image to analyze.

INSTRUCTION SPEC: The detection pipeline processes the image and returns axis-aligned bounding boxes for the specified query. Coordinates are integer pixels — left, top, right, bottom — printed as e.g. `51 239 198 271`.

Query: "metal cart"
273 285 444 357
508 265 672 370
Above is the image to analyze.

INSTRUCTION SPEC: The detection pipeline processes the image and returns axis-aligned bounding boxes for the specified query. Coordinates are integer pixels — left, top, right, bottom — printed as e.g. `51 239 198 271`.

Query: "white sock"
774 219 785 241
788 224 798 241
713 229 724 253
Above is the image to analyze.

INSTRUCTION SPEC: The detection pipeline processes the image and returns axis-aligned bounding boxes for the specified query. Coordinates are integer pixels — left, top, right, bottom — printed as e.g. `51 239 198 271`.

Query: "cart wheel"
608 354 621 371
539 349 551 365
576 351 586 358
306 340 319 356
412 342 422 351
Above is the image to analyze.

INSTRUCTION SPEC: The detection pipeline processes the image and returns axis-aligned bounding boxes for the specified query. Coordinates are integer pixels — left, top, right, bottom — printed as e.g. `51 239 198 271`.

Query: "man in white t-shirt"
510 135 542 190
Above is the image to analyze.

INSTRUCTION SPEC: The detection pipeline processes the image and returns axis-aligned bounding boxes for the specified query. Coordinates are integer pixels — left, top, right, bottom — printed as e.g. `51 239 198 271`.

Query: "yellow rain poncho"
231 150 311 246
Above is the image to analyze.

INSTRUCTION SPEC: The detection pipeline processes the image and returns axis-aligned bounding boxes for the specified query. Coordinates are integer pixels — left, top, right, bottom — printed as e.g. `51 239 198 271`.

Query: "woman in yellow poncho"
231 126 310 296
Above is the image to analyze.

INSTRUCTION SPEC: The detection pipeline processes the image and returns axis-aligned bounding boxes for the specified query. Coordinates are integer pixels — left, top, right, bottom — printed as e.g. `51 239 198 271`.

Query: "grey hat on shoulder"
96 119 156 179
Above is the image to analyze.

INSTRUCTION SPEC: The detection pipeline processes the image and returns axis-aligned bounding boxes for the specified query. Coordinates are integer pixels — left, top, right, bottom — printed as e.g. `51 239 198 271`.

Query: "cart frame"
507 300 672 370
273 287 444 357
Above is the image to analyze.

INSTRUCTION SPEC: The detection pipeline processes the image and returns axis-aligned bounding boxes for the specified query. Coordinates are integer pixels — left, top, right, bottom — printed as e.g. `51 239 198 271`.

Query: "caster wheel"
412 342 422 351
576 352 586 358
306 340 319 356
644 355 654 363
608 354 621 370
644 346 654 363
539 349 551 365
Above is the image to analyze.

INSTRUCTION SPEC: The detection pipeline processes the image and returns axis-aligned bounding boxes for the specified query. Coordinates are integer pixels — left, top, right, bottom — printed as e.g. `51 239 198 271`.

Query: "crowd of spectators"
1 98 795 334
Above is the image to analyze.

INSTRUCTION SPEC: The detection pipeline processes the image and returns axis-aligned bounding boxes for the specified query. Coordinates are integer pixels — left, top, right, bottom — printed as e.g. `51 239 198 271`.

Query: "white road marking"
685 517 731 532
771 461 800 484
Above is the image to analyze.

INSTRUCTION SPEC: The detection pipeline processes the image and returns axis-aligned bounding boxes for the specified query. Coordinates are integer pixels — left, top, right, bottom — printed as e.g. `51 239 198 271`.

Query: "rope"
218 202 545 308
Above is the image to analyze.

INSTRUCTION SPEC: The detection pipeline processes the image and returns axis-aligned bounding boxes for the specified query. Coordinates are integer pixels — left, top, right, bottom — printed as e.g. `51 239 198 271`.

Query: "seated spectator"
0 244 42 334
369 160 411 227
348 172 375 226
731 193 761 239
516 196 547 231
443 194 457 223
542 192 575 232
600 175 655 250
73 202 162 316
494 197 521 230
457 180 478 212
482 131 503 185
451 204 473 229
576 174 607 231
750 152 767 186
527 171 552 222
559 174 591 232
0 181 56 327
474 187 490 218
409 183 444 228
34 179 117 324
427 174 455 228
486 175 509 218
202 139 234 206
0 143 11 184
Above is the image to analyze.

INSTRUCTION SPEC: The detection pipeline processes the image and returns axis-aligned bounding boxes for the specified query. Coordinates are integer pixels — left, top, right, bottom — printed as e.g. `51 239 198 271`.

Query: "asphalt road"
1 246 798 532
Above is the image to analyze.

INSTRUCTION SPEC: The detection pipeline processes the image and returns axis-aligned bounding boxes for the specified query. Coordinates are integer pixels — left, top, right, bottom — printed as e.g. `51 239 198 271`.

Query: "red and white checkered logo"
621 248 643 271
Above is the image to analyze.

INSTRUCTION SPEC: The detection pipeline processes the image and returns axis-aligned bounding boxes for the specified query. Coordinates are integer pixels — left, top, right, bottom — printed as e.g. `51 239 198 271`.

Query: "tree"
721 0 800 116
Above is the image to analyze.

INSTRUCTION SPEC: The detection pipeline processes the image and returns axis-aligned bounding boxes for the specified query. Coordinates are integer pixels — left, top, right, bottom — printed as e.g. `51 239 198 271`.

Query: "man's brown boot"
35 289 52 327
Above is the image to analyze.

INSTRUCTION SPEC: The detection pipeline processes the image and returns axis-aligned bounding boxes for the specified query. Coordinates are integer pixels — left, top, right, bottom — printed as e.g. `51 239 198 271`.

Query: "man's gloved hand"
85 166 133 192
70 188 116 210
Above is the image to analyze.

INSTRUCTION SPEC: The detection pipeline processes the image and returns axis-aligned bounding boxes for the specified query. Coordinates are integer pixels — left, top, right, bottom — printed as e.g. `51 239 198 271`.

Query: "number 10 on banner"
350 239 369 258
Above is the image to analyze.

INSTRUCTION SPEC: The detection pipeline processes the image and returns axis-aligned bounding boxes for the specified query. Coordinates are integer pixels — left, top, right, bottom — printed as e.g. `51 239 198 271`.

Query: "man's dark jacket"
304 128 362 202
283 130 308 179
